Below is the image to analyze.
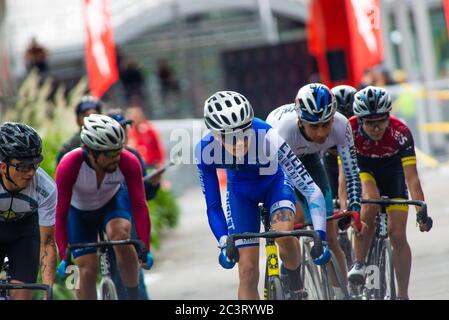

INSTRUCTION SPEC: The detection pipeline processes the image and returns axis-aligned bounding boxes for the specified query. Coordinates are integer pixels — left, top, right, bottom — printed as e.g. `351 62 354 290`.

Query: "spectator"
120 59 145 106
357 68 375 90
372 65 397 86
56 96 102 164
126 106 166 169
24 37 49 75
157 59 179 98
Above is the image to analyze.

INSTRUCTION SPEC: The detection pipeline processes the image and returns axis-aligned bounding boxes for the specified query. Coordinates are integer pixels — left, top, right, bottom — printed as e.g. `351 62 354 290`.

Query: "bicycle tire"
99 278 118 300
300 238 326 300
267 276 285 300
338 231 354 268
326 252 351 300
377 239 396 300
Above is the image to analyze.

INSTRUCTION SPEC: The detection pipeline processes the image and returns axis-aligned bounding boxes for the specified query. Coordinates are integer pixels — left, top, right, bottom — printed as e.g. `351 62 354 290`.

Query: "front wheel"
377 239 396 300
267 276 285 300
99 278 118 300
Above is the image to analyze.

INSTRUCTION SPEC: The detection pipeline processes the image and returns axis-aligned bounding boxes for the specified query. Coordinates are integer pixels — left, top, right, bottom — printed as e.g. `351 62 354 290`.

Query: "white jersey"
0 168 57 226
266 103 362 211
266 104 350 156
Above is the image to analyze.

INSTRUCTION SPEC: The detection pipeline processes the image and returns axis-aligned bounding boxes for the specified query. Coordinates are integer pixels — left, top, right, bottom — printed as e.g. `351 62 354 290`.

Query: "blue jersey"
195 118 327 243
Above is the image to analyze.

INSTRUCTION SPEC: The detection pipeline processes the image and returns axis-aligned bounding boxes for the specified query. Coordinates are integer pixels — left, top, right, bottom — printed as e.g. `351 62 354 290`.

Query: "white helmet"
204 91 254 133
295 83 336 123
80 114 125 151
353 86 392 118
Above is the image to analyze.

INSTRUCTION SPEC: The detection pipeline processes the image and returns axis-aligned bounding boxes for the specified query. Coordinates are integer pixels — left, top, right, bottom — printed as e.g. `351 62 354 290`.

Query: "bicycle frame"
294 210 362 300
64 237 145 300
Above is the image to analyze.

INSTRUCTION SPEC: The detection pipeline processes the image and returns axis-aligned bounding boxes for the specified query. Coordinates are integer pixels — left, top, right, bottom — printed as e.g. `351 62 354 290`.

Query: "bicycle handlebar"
65 239 149 266
294 210 363 232
361 198 432 232
0 283 52 300
225 229 323 262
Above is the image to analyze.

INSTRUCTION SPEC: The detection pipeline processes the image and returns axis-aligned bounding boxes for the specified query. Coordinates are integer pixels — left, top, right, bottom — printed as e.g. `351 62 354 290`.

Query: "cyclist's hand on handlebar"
352 220 368 237
313 242 331 266
140 251 154 270
417 213 433 232
218 236 236 269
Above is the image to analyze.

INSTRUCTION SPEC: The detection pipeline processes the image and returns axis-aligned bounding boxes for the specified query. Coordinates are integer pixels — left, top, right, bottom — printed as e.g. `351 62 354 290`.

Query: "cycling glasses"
362 116 389 130
101 149 122 159
8 156 43 173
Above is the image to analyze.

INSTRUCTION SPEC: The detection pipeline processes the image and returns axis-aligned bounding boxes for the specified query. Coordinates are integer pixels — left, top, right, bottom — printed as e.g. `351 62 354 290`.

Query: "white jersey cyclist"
266 87 361 214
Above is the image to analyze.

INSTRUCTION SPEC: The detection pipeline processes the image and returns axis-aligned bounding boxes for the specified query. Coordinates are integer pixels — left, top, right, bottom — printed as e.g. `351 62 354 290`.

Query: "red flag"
84 0 118 98
444 0 449 40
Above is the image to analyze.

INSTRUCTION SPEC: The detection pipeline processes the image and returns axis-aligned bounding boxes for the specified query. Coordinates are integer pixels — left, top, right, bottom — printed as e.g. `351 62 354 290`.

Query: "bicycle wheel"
300 238 325 300
99 278 118 300
267 276 285 300
338 231 354 268
377 239 396 300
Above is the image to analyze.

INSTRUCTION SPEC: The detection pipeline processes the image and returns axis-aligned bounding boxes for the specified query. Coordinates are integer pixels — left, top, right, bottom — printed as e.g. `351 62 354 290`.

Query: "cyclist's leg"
349 171 379 281
297 154 348 288
108 188 148 300
103 186 139 299
266 172 301 296
227 184 261 300
6 215 40 300
68 206 100 300
382 168 410 299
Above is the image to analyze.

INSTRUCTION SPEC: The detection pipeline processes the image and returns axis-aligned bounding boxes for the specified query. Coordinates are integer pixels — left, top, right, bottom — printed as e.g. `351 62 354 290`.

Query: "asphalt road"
145 167 449 300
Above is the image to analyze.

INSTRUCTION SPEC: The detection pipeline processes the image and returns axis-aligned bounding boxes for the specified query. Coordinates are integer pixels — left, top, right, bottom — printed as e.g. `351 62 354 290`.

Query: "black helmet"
75 95 103 115
0 123 43 161
331 85 357 119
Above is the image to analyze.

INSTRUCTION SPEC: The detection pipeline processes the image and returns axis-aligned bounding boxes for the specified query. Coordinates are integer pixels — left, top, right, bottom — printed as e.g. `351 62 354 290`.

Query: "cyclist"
196 91 330 300
0 123 57 300
266 83 363 299
56 95 103 164
55 114 151 300
347 86 432 300
323 85 358 209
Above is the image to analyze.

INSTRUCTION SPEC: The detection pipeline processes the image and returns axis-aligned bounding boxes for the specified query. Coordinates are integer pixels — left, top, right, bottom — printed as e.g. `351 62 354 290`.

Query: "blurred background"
0 0 448 299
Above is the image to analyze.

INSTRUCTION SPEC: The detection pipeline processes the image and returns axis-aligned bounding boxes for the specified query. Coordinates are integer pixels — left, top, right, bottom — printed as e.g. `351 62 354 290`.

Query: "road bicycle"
225 203 325 300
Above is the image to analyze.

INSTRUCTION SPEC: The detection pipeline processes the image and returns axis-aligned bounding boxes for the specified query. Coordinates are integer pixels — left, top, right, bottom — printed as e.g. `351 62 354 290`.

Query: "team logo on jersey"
0 210 17 220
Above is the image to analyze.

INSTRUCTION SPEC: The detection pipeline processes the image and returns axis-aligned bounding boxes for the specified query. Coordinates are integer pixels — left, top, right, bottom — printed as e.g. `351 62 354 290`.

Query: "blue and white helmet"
295 83 336 123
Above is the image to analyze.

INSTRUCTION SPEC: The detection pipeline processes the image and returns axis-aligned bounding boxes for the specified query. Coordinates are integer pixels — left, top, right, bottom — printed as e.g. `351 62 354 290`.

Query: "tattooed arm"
40 225 57 297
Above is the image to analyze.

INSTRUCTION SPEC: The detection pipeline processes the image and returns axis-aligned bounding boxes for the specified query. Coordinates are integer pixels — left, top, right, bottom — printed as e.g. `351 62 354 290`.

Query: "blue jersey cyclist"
195 91 330 300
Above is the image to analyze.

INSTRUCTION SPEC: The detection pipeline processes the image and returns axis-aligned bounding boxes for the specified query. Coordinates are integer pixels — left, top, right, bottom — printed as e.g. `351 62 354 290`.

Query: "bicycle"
59 231 151 300
225 203 325 301
0 257 53 300
350 197 431 300
294 210 362 300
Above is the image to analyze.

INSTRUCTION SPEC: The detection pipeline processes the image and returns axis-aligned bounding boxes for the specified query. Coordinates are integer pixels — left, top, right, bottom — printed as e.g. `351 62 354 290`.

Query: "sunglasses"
101 149 122 158
362 117 389 129
8 161 40 173
220 128 252 146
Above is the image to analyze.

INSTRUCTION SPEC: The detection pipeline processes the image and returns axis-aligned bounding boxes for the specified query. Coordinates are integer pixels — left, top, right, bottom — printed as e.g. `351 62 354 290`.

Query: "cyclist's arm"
266 129 327 236
39 225 56 290
400 131 424 212
38 185 57 288
120 151 151 251
195 141 228 242
55 150 83 260
336 121 362 212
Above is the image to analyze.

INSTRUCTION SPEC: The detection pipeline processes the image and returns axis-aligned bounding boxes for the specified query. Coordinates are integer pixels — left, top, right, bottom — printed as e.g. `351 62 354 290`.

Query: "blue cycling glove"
57 260 67 278
145 251 154 270
313 230 331 266
218 235 236 269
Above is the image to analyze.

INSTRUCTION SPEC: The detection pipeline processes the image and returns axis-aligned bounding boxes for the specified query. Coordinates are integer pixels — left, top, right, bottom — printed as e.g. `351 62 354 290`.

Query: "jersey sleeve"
38 186 57 227
336 121 362 211
399 125 417 167
120 150 151 251
195 142 228 243
266 129 327 233
55 149 84 260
